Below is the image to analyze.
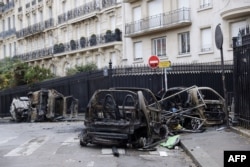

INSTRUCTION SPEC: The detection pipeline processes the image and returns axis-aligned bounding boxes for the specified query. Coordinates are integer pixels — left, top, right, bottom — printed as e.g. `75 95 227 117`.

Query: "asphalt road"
0 121 196 167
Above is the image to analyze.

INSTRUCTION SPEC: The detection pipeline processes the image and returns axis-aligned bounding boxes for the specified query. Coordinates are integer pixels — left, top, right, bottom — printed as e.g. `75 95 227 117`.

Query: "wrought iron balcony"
14 30 122 62
102 0 117 8
16 18 54 38
1 0 14 13
125 7 191 37
58 1 100 24
53 29 122 55
58 0 117 24
44 18 54 29
14 47 54 61
0 28 16 39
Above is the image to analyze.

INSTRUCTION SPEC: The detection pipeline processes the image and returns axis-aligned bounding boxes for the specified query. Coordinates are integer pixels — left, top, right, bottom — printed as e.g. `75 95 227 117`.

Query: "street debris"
160 135 180 149
10 88 78 122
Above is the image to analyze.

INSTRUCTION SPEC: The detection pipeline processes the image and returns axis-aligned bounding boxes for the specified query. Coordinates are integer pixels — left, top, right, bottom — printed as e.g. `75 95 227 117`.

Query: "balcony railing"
14 30 121 61
102 0 117 8
58 0 117 24
58 1 100 24
14 47 54 61
1 0 14 13
125 7 191 36
16 18 54 38
53 30 122 54
0 28 16 39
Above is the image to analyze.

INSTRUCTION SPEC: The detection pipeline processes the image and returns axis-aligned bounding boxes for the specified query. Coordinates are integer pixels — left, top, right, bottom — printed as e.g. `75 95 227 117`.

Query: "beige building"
0 0 250 76
122 0 250 65
0 0 123 76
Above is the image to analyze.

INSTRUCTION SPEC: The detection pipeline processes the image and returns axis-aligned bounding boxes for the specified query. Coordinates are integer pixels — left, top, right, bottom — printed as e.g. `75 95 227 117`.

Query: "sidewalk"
180 125 250 167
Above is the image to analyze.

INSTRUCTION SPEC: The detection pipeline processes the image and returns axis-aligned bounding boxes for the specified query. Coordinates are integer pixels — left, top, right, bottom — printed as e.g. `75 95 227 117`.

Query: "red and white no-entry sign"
148 55 159 69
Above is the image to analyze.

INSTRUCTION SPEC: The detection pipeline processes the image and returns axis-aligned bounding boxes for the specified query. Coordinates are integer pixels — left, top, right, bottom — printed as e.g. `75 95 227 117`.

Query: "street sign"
148 55 159 69
159 60 171 68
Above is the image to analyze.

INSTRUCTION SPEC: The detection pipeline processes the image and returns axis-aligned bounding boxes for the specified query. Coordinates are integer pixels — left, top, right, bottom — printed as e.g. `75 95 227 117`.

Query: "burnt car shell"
80 88 168 148
159 86 226 130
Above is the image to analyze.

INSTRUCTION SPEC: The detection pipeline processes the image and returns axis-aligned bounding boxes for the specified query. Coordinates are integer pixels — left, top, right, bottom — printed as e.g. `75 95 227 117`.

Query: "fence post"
108 59 113 88
232 37 239 124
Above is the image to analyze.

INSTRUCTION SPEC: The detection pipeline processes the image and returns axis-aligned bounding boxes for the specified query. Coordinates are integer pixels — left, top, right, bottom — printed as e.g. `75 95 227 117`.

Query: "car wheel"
79 129 88 147
190 118 202 130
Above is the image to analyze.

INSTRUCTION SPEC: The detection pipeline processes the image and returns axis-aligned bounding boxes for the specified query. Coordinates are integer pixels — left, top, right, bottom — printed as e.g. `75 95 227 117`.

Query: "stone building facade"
0 0 250 76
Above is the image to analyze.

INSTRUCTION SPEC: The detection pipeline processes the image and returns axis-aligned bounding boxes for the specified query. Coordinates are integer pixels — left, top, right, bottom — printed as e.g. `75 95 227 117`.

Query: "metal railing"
58 0 117 24
58 1 100 24
125 7 191 35
15 30 122 61
233 26 250 129
14 47 54 61
102 0 117 8
0 28 16 39
16 18 54 38
1 0 14 13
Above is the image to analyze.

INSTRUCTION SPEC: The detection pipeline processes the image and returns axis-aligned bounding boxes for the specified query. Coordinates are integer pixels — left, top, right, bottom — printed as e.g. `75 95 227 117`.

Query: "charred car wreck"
79 88 168 148
158 86 226 132
10 88 78 122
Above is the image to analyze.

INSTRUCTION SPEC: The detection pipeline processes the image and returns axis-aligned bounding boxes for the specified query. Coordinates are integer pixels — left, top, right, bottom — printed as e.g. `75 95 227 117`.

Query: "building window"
200 0 212 9
134 42 142 60
12 15 15 28
230 20 246 46
63 62 70 75
111 52 116 67
8 17 11 30
152 37 166 57
201 27 212 52
9 43 12 57
4 45 6 58
50 64 57 75
178 32 190 55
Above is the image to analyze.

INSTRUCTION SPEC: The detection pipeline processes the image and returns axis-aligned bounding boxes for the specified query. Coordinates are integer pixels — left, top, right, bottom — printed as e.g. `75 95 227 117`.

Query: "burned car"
10 96 30 122
28 88 78 122
79 87 168 148
159 86 226 130
10 88 78 122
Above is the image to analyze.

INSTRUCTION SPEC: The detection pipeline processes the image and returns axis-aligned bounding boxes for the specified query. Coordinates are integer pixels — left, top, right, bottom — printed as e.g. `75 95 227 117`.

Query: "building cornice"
221 6 250 20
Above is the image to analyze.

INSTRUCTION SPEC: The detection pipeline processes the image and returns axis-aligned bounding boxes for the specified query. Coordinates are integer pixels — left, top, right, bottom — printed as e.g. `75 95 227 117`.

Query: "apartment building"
0 0 123 76
122 0 250 65
0 0 250 76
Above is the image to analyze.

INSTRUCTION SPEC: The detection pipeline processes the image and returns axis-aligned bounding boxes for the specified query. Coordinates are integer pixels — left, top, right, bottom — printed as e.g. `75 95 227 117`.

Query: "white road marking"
61 136 78 146
0 137 17 145
4 136 49 157
101 148 125 155
87 161 95 167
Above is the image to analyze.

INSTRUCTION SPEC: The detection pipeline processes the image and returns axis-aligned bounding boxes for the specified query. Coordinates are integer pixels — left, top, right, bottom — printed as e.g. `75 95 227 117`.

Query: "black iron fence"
233 25 250 129
0 62 233 118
